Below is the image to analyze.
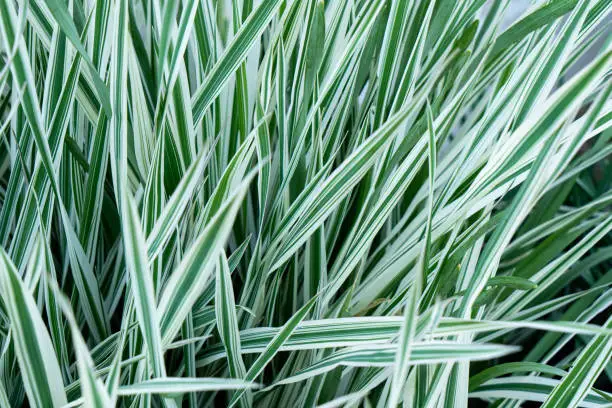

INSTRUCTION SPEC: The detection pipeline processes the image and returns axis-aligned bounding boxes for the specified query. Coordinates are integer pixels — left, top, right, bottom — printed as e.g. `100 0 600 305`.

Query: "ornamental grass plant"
0 0 611 406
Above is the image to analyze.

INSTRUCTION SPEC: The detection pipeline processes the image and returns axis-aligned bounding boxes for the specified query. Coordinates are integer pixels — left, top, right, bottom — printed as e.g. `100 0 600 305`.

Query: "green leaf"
120 188 166 377
541 316 612 408
54 283 112 408
192 0 284 126
0 249 67 407
159 173 254 345
229 295 318 407
42 0 111 115
216 251 249 405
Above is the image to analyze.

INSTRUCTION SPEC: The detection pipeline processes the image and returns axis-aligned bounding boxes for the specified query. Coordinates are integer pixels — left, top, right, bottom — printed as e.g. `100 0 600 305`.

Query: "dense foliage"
0 0 610 406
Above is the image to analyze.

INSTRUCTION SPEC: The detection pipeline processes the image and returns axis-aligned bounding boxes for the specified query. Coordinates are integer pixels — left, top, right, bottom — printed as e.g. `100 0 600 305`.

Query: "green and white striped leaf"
0 250 67 407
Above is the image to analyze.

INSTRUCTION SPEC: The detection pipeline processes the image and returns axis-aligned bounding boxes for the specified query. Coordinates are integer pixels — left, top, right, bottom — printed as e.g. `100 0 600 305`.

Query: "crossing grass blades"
0 0 611 406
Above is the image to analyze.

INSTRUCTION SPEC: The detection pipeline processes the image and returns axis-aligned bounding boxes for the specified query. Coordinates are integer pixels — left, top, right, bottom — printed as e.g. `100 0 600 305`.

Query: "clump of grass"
0 0 610 406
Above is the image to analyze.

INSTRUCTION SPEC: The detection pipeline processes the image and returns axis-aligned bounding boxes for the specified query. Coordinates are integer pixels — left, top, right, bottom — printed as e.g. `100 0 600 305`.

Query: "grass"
0 0 610 406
